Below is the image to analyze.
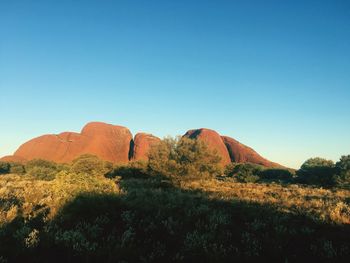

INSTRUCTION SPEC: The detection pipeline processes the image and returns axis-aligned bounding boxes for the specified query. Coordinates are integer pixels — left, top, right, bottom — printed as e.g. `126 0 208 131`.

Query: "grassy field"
1 171 349 262
183 178 350 225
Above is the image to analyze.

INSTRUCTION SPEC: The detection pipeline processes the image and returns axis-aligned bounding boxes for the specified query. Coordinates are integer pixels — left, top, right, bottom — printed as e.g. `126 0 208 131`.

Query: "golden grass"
181 179 350 225
0 172 119 224
1 173 349 226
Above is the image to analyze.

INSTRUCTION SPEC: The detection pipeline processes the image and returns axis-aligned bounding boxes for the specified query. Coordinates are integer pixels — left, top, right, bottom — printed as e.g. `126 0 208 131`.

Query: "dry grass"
0 172 119 224
2 173 349 226
182 179 350 225
0 172 350 261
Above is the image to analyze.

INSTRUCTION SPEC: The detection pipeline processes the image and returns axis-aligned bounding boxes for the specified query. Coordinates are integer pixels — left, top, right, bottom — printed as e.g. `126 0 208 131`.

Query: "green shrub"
56 163 71 172
226 163 264 183
296 158 335 186
28 166 57 180
334 155 350 189
70 154 105 176
148 136 222 181
1 161 25 175
0 161 10 174
106 161 148 179
224 162 238 176
259 168 294 183
25 159 57 180
9 162 25 174
26 159 57 171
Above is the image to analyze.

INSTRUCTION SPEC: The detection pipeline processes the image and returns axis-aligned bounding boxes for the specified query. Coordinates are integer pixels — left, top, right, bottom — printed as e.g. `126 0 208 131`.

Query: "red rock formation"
183 128 231 165
183 128 281 168
132 133 161 161
1 122 282 167
221 136 281 168
11 122 133 163
0 155 27 163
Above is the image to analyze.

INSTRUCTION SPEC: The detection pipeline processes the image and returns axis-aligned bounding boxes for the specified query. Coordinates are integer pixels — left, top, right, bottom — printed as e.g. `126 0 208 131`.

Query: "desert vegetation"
0 138 349 262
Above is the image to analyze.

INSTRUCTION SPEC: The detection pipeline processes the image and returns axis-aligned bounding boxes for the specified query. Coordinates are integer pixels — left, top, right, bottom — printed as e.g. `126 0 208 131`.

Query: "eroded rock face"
12 122 133 163
132 133 161 161
183 128 231 165
221 136 281 168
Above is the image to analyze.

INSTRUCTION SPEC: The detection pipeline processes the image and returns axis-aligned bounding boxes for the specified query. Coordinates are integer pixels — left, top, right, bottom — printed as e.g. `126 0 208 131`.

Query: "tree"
148 136 222 181
296 157 335 186
70 154 105 176
334 155 350 188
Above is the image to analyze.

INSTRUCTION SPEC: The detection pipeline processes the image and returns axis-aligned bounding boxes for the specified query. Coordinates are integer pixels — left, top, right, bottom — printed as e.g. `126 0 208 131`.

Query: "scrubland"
0 139 349 262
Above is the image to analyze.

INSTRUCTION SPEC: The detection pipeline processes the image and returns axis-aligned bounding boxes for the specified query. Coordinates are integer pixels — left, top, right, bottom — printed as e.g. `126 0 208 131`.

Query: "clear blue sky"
1 0 349 168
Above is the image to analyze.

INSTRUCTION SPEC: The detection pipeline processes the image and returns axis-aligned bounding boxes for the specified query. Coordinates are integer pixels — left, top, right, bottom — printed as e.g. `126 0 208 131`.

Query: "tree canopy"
148 136 223 181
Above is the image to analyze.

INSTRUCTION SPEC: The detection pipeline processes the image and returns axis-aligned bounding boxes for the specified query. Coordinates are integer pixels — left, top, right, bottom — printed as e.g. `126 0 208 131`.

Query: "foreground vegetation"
0 138 349 262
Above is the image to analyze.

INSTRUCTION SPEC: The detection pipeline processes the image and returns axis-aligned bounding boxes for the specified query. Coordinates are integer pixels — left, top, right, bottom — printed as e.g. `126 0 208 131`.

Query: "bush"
26 159 57 171
259 168 295 183
0 161 10 174
106 161 148 179
56 163 71 172
70 154 105 176
25 159 58 180
9 162 25 174
148 136 222 181
27 166 57 180
296 158 335 186
0 161 25 175
224 162 238 175
334 155 350 189
225 163 264 183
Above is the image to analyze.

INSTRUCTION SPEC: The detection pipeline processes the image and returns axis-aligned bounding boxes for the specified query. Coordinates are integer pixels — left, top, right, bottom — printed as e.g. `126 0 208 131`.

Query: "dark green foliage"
336 155 350 171
70 154 105 176
106 161 148 179
9 162 25 174
0 161 10 174
225 164 295 184
297 158 336 186
25 159 58 180
148 137 222 181
0 161 25 175
224 162 238 175
0 207 49 262
225 163 264 183
26 159 57 171
334 155 350 189
55 163 71 173
259 168 294 183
